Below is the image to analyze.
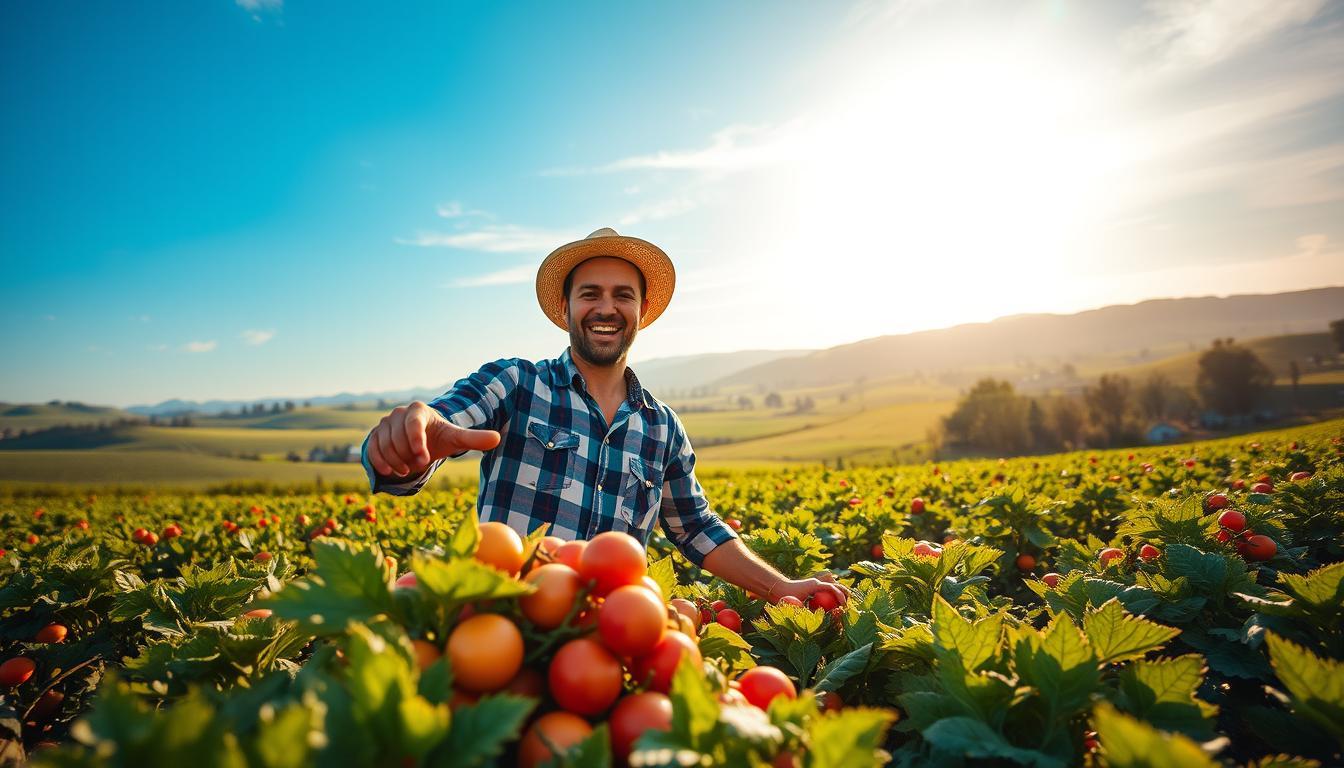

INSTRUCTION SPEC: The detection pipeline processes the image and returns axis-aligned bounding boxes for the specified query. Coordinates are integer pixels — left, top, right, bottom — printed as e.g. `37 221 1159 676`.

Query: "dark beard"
569 322 635 367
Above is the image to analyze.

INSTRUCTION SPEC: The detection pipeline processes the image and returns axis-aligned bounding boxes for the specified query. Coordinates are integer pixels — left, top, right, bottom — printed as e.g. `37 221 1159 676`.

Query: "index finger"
403 410 430 465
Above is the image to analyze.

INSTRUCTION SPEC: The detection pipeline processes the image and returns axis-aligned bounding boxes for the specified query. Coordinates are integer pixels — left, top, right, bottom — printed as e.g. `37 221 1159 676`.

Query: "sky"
2 0 1343 407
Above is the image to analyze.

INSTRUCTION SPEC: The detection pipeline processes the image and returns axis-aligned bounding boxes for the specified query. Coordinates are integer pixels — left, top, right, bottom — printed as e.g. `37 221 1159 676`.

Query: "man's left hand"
771 572 850 607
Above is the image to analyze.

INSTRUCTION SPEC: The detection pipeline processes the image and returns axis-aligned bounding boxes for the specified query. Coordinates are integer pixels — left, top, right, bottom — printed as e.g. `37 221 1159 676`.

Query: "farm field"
1 419 1340 766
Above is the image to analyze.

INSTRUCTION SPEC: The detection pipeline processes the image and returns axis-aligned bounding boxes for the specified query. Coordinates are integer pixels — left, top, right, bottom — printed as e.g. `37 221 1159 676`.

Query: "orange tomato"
630 631 702 693
520 563 582 629
579 531 647 596
553 540 587 571
412 639 441 671
475 521 526 575
518 711 593 768
448 614 524 693
34 623 67 644
598 585 666 657
609 692 673 762
669 598 700 631
548 638 623 716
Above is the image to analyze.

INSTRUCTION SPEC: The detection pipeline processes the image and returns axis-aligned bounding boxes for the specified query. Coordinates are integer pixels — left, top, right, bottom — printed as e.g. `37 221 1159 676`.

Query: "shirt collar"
552 347 655 412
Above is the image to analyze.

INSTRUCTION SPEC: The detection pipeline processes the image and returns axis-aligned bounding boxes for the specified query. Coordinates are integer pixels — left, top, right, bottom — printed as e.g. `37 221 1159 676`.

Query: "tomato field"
2 419 1342 767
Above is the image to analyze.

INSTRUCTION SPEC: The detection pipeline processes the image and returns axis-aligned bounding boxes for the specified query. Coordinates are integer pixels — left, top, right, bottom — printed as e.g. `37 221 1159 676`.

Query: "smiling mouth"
586 323 624 337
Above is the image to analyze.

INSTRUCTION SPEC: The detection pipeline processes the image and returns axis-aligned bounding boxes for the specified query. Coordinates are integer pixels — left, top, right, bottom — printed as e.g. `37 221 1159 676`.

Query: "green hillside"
0 402 139 432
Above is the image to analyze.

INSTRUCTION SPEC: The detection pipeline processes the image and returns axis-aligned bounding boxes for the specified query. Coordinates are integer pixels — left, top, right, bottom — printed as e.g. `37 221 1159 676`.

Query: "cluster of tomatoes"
1 622 71 739
1208 497 1277 561
394 523 804 767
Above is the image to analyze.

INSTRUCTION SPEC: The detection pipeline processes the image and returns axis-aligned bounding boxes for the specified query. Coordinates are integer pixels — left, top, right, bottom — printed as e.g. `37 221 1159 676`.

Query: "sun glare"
761 32 1133 335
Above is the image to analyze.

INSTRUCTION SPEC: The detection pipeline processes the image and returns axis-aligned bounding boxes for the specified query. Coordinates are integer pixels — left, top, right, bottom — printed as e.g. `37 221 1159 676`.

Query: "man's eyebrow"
576 282 637 292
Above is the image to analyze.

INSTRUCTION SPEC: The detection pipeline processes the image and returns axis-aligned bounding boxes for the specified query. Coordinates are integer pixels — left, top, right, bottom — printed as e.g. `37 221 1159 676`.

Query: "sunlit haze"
3 1 1342 406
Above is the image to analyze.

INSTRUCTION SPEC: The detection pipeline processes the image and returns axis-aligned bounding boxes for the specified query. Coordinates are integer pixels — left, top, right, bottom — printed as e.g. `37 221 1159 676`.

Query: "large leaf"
1091 701 1217 768
1265 632 1344 745
1115 655 1217 740
923 717 1064 768
435 694 535 768
1013 614 1098 716
814 643 873 693
264 540 396 634
931 595 1002 672
1083 599 1179 664
806 707 896 768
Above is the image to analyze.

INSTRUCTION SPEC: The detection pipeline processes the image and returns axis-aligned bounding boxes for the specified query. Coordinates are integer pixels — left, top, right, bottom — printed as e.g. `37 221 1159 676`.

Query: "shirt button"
603 436 609 444
645 480 653 488
597 484 604 492
547 442 555 449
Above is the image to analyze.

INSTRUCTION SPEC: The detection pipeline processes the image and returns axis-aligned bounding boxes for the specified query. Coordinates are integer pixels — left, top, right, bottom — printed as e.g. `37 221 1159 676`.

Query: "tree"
941 379 1032 455
736 395 754 410
764 392 783 409
1049 396 1085 449
1196 339 1273 415
1084 374 1132 445
1331 318 1344 354
1137 373 1173 423
1026 398 1056 451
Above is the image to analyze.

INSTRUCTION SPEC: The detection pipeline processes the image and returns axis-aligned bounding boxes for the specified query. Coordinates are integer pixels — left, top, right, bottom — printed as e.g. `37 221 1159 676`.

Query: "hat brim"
535 234 675 330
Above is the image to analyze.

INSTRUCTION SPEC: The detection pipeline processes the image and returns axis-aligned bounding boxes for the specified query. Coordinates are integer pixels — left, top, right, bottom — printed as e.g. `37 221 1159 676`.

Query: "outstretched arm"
701 539 850 607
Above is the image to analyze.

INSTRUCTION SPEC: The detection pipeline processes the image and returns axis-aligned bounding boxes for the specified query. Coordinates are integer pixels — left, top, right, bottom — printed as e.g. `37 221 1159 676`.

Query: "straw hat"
535 227 675 330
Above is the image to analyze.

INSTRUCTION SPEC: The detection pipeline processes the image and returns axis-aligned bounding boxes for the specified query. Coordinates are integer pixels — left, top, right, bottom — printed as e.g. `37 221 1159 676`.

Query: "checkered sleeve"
658 410 738 567
362 359 521 495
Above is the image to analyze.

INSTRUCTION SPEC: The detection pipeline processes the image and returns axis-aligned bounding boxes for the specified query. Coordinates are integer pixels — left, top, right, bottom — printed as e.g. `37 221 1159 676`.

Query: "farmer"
362 227 848 607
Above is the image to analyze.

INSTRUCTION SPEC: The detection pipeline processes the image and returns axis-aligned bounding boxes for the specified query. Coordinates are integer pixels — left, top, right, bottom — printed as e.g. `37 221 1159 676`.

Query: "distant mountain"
126 388 446 417
632 350 812 393
717 287 1344 389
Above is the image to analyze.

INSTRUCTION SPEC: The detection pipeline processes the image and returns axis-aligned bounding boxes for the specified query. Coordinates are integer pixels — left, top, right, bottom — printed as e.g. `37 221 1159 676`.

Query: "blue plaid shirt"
362 348 737 566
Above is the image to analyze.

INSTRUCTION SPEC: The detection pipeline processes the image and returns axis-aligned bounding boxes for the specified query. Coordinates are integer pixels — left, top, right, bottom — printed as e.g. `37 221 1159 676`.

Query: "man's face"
565 256 647 367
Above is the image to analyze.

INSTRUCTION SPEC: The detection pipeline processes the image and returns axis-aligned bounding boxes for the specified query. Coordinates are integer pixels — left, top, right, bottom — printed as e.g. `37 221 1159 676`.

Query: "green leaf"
411 553 534 604
1162 544 1230 594
667 652 720 748
932 595 1002 672
1091 701 1216 768
814 643 872 693
698 622 756 672
436 694 536 768
1278 561 1344 611
923 717 1064 767
253 704 320 768
1083 599 1179 664
1013 614 1098 716
1115 655 1217 740
1265 632 1344 745
446 511 479 559
264 540 395 634
806 707 896 768
648 556 678 602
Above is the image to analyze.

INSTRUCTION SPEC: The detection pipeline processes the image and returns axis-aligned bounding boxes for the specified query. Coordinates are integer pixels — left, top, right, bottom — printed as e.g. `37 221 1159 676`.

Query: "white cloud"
435 201 494 219
541 122 796 176
241 329 276 346
450 265 535 287
396 225 574 253
235 0 282 10
1128 0 1327 73
183 340 217 353
617 197 698 227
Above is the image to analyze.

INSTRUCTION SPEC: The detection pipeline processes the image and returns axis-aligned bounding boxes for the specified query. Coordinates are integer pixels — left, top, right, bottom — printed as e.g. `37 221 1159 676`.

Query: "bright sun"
755 31 1133 336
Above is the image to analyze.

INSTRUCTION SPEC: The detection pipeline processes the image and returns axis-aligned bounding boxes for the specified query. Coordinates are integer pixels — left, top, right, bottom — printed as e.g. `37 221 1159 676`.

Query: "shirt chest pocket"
522 422 580 491
620 456 664 530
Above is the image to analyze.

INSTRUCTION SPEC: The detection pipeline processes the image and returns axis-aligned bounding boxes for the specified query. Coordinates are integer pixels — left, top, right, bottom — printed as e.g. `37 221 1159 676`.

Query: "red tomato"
1251 482 1273 494
553 540 587 571
1218 509 1246 532
1015 554 1036 571
700 607 714 625
600 585 667 656
777 595 803 607
132 528 149 542
1138 544 1161 561
738 666 797 710
241 608 272 620
811 589 840 613
609 692 673 762
1098 548 1124 566
1289 471 1312 482
253 551 272 563
521 563 583 629
816 690 843 713
475 521 525 575
395 572 419 590
710 599 728 613
580 532 647 596
0 657 35 688
1205 493 1229 511
1042 573 1061 588
1241 535 1277 561
630 631 702 693
870 543 884 559
912 541 941 558
34 624 67 644
141 532 159 546
549 638 623 716
447 614 524 693
1216 529 1232 543
715 608 742 633
910 497 926 514
162 524 182 540
519 712 593 768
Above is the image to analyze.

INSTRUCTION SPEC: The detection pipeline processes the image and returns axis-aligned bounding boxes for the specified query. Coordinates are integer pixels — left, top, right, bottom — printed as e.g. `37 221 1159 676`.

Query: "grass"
698 400 954 465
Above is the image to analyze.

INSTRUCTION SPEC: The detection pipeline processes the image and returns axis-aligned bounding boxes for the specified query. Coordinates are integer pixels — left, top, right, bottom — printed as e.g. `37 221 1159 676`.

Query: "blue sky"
3 0 1343 406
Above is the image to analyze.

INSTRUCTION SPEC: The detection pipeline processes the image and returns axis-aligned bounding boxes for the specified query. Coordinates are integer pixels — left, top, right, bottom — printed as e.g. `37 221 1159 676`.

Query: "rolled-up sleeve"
362 359 520 495
658 412 737 567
